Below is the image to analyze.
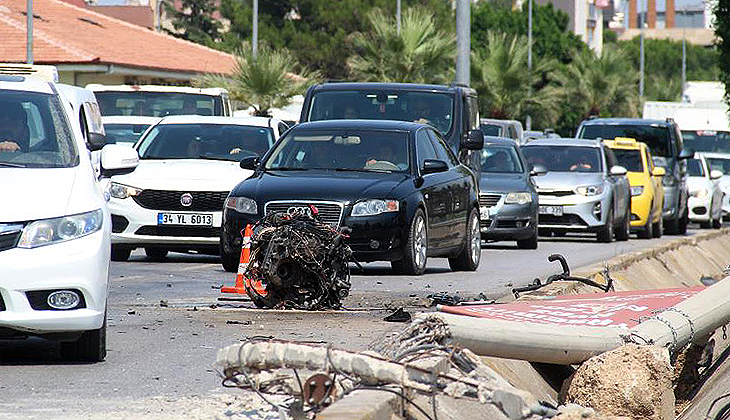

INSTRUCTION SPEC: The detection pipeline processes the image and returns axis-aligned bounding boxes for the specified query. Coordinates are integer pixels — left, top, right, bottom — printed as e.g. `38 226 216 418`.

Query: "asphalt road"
0 225 716 419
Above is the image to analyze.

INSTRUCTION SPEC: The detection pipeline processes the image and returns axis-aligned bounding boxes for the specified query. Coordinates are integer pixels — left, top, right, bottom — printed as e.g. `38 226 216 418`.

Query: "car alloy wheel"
449 208 481 271
413 215 427 270
392 209 428 275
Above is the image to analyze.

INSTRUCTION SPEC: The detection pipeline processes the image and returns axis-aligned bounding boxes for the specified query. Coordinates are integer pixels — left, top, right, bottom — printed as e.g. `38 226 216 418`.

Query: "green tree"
714 0 730 105
471 31 559 129
195 44 319 116
346 7 455 83
164 0 221 46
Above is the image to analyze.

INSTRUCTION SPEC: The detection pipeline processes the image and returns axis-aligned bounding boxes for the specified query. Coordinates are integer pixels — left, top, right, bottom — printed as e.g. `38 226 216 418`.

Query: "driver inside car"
0 102 30 152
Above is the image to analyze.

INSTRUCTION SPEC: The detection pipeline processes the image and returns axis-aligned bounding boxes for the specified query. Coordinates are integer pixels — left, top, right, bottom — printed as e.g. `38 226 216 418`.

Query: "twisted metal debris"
244 209 353 310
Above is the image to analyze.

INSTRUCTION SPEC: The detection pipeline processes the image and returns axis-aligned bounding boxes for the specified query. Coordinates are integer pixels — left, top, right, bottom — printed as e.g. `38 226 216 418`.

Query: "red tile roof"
0 0 235 75
87 6 154 29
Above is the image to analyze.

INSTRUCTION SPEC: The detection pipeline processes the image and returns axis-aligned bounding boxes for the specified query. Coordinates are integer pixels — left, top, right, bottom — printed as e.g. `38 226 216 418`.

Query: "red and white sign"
439 287 705 329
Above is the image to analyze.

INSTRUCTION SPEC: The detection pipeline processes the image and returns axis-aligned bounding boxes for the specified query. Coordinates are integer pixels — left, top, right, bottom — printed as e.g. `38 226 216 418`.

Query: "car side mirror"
652 167 666 177
679 149 694 160
100 144 139 177
461 129 484 150
240 156 260 170
610 165 628 176
530 164 547 176
87 132 107 152
711 169 724 180
422 159 449 175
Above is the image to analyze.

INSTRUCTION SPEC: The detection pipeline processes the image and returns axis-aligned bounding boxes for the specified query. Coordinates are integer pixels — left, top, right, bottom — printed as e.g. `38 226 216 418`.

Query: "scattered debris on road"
383 307 411 322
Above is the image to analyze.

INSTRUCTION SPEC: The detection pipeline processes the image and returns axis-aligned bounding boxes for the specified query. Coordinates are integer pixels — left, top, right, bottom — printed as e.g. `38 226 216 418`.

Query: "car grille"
0 226 22 253
479 194 502 209
132 190 228 212
538 190 574 197
111 215 129 233
480 219 493 229
265 201 344 227
135 226 220 238
539 214 588 226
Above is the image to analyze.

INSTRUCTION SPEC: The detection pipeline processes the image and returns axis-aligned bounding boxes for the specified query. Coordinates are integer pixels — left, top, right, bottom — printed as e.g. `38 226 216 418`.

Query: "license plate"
157 213 213 226
539 205 563 216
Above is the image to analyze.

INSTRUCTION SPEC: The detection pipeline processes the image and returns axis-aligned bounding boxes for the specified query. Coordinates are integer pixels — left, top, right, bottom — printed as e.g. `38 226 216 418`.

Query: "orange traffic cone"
221 224 253 294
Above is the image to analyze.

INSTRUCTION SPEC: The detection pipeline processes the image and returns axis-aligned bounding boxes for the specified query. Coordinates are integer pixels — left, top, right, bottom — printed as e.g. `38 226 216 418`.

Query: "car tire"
392 209 428 275
713 213 723 229
517 230 538 249
652 213 663 238
449 208 481 271
637 215 653 239
678 207 689 234
220 242 239 273
111 245 131 262
61 317 106 362
597 206 614 243
615 205 630 241
144 247 168 261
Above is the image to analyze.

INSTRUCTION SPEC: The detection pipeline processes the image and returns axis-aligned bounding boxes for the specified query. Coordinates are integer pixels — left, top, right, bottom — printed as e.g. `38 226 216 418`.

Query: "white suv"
0 74 137 361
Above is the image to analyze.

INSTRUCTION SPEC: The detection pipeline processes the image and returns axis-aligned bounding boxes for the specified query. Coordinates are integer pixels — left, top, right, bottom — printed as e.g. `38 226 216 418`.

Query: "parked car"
480 118 524 144
222 120 483 275
577 118 693 234
701 152 730 219
478 136 543 249
0 72 138 361
686 154 724 228
521 138 632 242
108 116 283 262
102 116 160 146
604 137 665 238
299 82 484 176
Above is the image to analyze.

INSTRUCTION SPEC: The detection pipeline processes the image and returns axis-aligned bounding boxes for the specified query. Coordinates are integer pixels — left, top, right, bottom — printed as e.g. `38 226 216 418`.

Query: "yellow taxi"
604 137 665 238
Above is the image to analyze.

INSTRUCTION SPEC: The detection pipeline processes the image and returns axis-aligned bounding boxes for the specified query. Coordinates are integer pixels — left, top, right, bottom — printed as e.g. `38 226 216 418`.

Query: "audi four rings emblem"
287 206 314 216
180 193 193 207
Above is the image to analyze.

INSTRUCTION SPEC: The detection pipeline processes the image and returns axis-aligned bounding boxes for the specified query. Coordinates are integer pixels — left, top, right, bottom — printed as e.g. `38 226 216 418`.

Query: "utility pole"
526 0 533 131
26 0 33 64
396 0 401 34
455 0 470 85
681 7 686 91
252 0 258 59
639 0 644 99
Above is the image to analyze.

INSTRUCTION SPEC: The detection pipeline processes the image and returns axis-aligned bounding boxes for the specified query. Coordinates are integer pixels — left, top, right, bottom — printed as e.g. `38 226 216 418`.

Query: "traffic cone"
221 224 253 294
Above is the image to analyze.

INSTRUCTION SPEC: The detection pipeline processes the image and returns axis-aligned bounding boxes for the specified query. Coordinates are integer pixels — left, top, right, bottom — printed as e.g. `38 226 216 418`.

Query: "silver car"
521 138 632 242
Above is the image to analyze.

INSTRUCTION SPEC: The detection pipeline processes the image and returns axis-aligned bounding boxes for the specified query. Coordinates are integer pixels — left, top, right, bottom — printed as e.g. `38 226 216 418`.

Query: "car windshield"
706 156 730 175
481 145 523 173
686 158 705 177
137 124 274 161
104 123 151 145
264 129 409 172
481 124 502 136
522 145 601 173
580 124 672 157
95 92 223 117
0 89 78 168
307 90 454 135
681 130 730 154
611 148 644 172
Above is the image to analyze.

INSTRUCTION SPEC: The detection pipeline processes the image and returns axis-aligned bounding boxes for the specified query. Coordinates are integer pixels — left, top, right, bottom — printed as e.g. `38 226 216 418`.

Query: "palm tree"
347 7 455 84
196 44 319 116
554 45 641 120
470 31 560 129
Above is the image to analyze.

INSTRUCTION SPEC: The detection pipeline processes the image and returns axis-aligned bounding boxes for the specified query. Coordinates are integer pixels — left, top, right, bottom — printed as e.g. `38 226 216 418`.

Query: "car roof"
157 115 278 127
293 119 426 132
102 116 162 125
480 118 521 125
0 75 54 94
86 84 228 95
522 137 602 148
309 82 475 95
580 118 672 126
483 136 518 146
699 152 730 159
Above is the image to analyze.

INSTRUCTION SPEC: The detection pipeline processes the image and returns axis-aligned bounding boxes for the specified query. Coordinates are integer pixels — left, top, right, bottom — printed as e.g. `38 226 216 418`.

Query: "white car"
108 116 285 261
0 73 137 361
687 153 724 228
701 152 730 220
102 116 160 146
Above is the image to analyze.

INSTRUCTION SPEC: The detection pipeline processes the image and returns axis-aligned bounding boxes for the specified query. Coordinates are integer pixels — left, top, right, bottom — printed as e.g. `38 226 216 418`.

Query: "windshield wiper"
196 155 236 161
335 168 393 173
266 167 308 171
0 162 27 168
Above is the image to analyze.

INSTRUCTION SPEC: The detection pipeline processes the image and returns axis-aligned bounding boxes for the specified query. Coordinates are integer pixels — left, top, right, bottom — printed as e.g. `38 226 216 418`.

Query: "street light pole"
681 7 686 91
396 0 401 34
526 0 532 131
26 0 33 64
455 0 470 85
639 0 644 99
252 0 258 59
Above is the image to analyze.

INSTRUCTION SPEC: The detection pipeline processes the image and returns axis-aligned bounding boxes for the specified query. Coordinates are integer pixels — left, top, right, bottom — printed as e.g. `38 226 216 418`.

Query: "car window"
427 129 459 167
466 96 479 132
611 148 643 172
580 124 672 158
278 122 289 136
481 124 502 136
308 90 455 135
138 124 274 161
0 90 79 168
706 157 730 174
95 92 222 117
264 129 409 172
686 158 705 177
604 147 618 170
644 148 654 171
681 130 730 154
103 123 152 145
481 145 523 173
416 129 438 169
522 145 601 173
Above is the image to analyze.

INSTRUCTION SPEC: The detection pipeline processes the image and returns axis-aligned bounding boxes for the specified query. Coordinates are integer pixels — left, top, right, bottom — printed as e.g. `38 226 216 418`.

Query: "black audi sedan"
478 136 545 249
221 120 483 275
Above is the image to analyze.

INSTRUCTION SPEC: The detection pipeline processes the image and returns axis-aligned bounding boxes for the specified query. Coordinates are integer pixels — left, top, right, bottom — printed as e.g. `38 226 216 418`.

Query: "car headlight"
109 182 142 199
351 199 399 216
576 184 604 196
225 196 258 214
17 209 104 249
504 192 532 205
691 188 709 198
630 186 644 196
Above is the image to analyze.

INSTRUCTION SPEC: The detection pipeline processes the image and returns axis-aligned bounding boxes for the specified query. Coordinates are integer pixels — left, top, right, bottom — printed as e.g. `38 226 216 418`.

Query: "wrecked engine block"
244 209 353 310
